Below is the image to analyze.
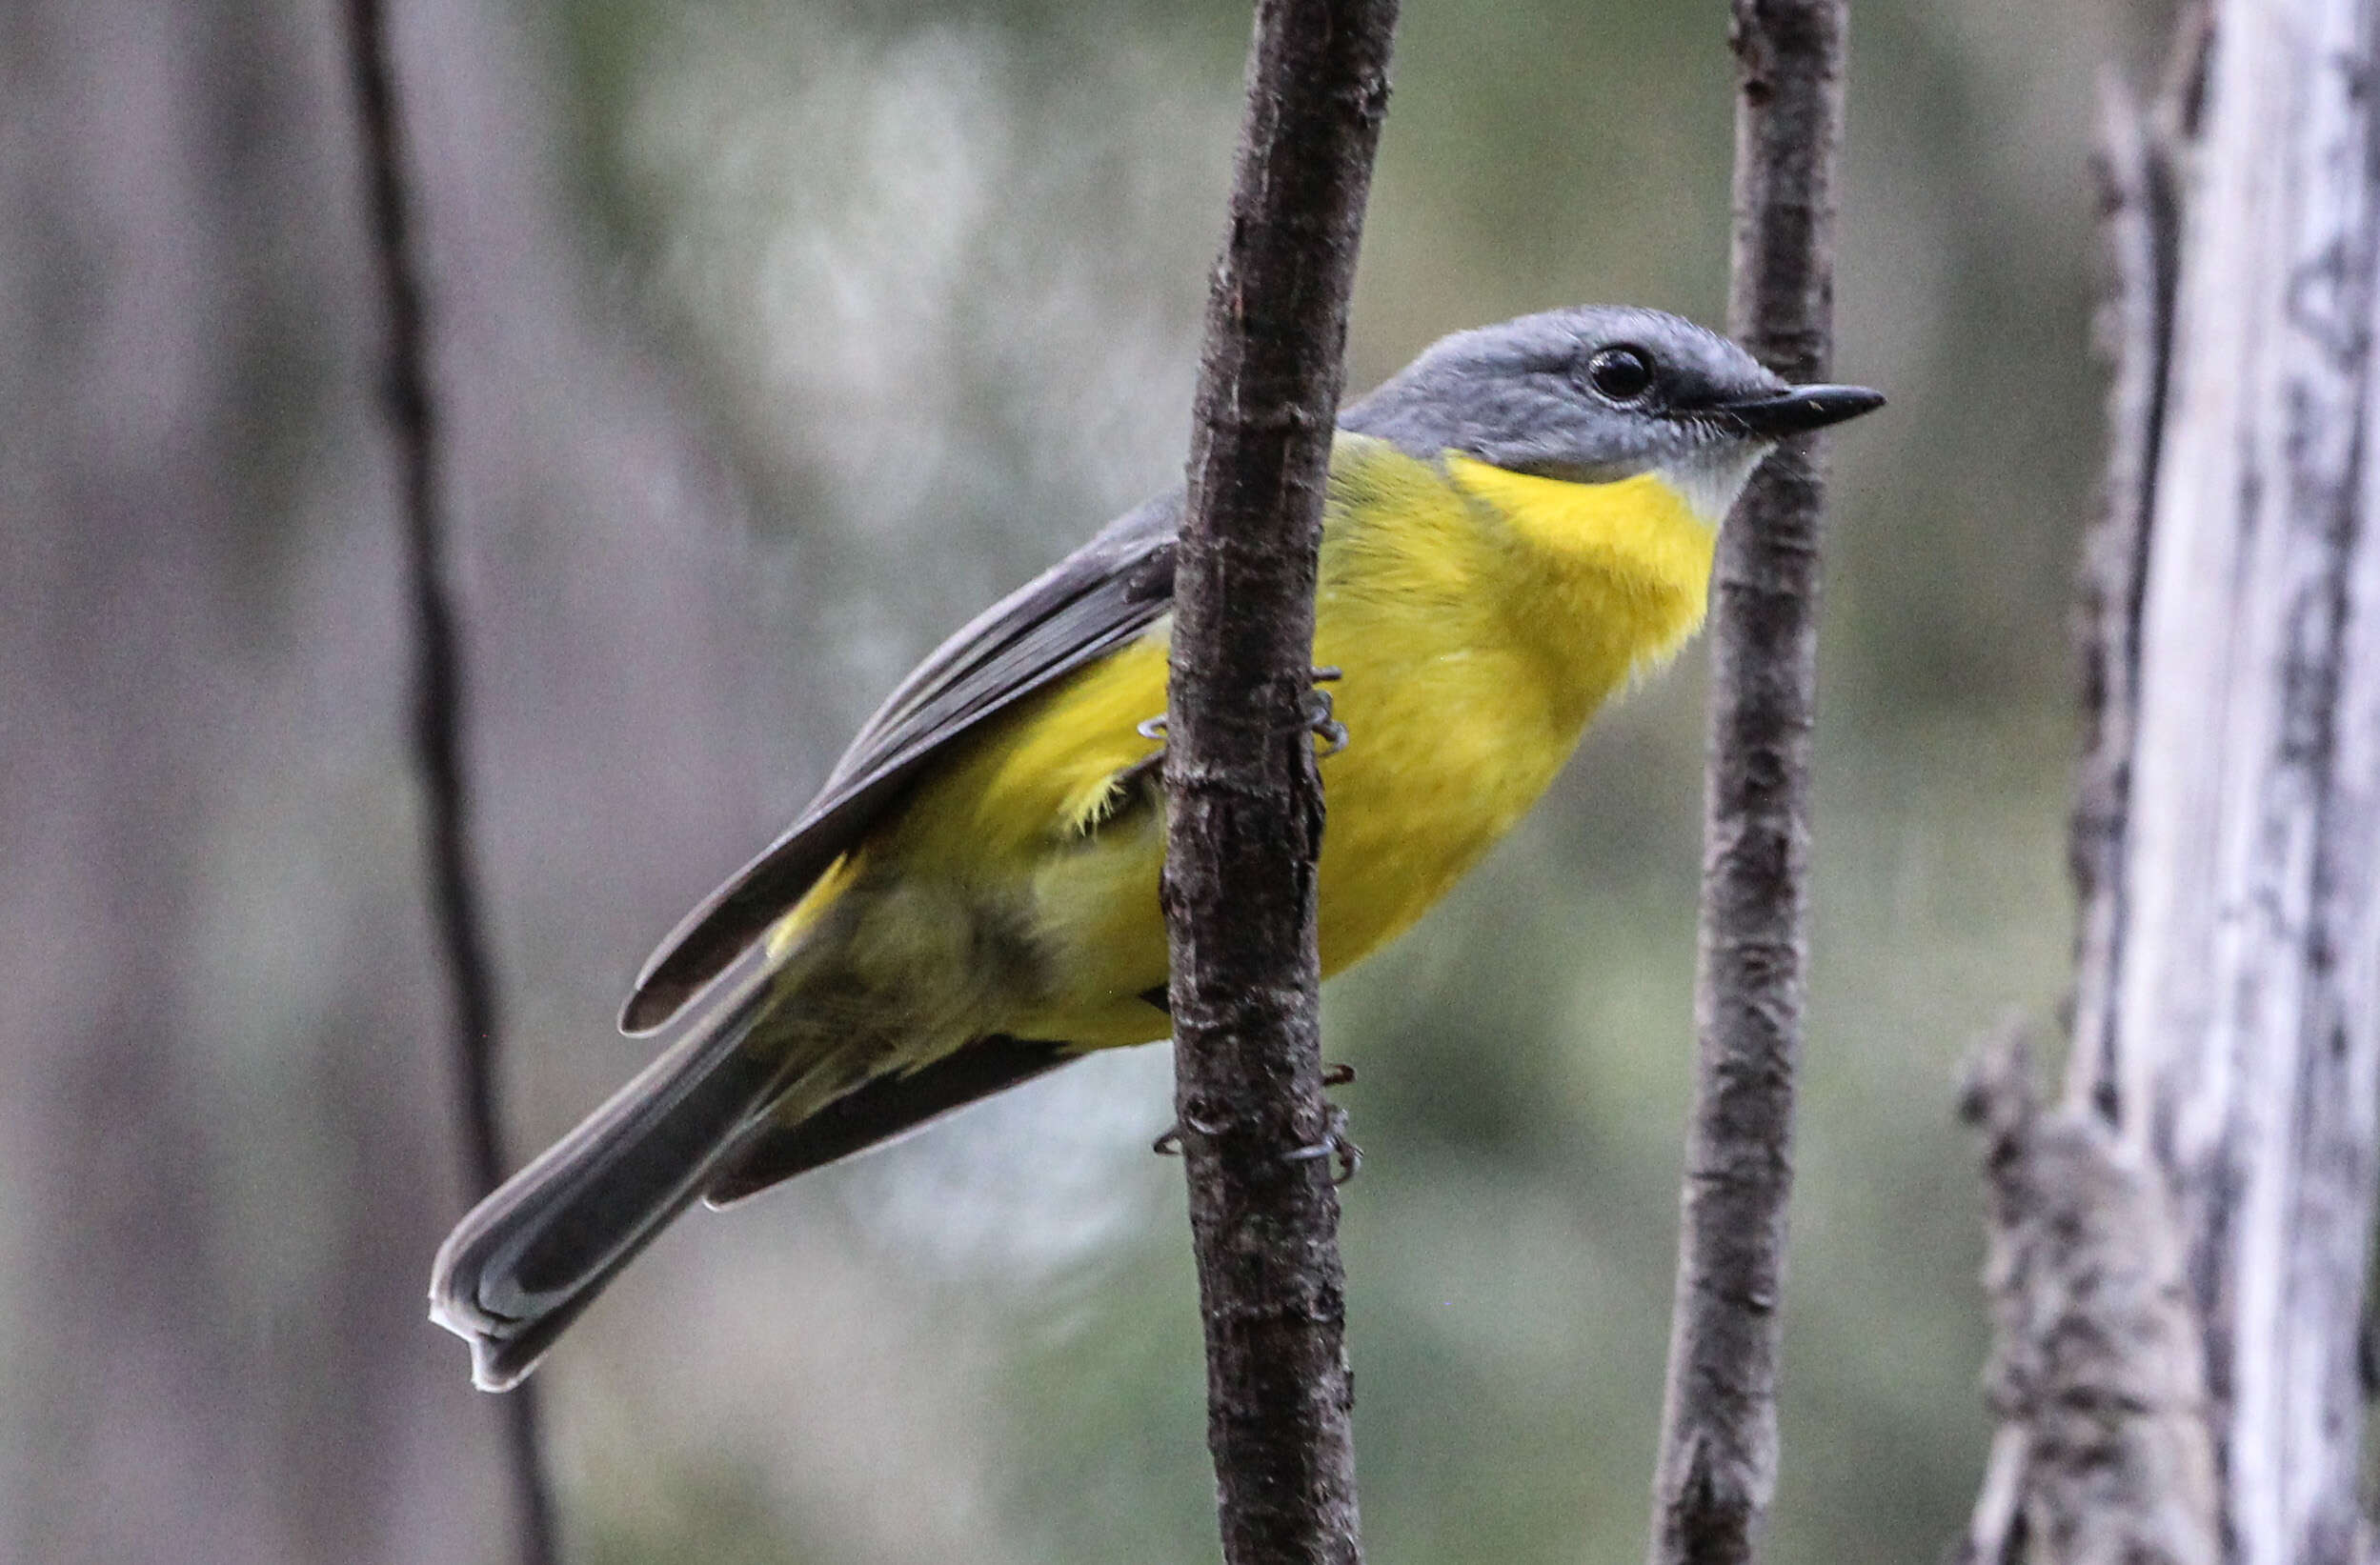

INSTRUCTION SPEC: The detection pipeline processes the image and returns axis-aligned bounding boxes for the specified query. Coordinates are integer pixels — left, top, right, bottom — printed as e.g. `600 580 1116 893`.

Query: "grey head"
1341 304 1882 486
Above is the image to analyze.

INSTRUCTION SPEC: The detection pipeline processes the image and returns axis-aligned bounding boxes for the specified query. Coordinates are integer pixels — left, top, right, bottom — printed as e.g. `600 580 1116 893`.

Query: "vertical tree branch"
1950 33 2219 1565
1160 2 1397 1562
339 3 558 1562
1646 4 1848 1563
2064 72 2178 1123
2065 9 2207 1124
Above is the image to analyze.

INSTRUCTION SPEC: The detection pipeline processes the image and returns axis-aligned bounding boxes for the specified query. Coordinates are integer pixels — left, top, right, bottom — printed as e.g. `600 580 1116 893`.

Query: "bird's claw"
1306 691 1348 757
1305 667 1348 756
1284 1103 1362 1185
1131 667 1347 759
1152 1109 1224 1158
1155 1067 1360 1182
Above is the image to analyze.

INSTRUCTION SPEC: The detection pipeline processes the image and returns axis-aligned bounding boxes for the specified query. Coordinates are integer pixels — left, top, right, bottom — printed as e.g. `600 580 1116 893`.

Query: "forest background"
0 0 2170 1560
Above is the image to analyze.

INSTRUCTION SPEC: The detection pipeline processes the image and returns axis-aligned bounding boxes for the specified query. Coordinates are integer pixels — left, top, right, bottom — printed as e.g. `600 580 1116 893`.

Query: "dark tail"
429 977 783 1391
702 1033 1079 1206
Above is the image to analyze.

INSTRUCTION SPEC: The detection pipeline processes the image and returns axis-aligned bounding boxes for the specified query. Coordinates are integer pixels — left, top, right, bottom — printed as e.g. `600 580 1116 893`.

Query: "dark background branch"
339 2 557 1561
1160 1 1398 1562
1646 3 1850 1562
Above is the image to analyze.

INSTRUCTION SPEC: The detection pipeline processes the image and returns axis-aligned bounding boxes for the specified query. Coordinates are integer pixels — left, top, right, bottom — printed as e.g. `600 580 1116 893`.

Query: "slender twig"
339 3 558 1561
1160 1 1396 1562
1644 4 1849 1563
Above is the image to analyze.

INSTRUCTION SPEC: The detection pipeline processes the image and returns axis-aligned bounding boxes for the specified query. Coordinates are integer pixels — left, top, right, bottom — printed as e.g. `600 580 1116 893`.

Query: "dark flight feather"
704 1036 1079 1205
620 496 1180 1033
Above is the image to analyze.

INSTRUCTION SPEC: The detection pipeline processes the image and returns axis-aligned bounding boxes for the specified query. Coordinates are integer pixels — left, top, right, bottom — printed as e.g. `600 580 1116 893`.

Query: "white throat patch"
1661 440 1772 529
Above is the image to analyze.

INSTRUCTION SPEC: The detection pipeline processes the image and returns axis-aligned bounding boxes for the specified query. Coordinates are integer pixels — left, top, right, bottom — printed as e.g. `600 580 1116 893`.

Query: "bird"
429 304 1882 1391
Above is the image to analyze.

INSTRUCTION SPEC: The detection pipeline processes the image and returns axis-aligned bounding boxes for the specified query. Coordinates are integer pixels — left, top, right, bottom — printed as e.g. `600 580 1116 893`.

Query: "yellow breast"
1304 438 1717 973
849 434 1720 1049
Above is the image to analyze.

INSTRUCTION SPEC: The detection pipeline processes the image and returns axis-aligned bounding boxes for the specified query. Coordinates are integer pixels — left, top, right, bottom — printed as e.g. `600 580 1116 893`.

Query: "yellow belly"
811 435 1718 1053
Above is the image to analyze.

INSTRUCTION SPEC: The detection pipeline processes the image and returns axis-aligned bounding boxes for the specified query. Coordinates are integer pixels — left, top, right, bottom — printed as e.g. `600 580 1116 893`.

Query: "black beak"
1713 383 1886 438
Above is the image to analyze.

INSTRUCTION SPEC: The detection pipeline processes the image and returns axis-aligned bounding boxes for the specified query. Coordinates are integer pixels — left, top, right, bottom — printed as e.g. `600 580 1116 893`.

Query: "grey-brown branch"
1160 1 1397 1562
339 2 557 1560
1645 4 1850 1563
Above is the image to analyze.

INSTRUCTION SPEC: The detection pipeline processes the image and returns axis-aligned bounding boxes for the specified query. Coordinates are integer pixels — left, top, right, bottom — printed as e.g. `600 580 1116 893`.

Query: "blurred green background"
0 0 2168 1561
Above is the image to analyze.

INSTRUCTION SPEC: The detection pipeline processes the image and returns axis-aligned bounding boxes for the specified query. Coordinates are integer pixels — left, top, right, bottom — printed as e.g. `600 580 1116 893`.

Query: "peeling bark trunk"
1963 2 2380 1561
1958 1031 2221 1565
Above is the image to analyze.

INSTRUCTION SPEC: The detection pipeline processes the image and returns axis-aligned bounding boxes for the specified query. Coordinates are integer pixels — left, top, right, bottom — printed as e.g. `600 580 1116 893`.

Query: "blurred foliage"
509 0 2143 1560
512 0 2140 1559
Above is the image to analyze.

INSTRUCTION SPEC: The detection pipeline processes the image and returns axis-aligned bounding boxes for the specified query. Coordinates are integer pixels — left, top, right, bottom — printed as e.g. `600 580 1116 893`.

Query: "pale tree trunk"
1959 1 2380 1561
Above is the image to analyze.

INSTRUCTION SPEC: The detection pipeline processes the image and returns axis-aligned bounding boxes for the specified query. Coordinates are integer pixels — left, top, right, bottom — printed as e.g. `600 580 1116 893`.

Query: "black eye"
1584 346 1655 403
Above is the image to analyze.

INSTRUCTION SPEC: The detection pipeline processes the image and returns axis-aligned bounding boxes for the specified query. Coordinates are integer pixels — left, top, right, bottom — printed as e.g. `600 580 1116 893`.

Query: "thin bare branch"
1160 1 1397 1561
1646 3 1850 1562
338 2 557 1560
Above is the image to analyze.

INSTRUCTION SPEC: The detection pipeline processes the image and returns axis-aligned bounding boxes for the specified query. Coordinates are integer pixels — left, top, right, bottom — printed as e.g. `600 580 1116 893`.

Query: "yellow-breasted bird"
430 305 1881 1390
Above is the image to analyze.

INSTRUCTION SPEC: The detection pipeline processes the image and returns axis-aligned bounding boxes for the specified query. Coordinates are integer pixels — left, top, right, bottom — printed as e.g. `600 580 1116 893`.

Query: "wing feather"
619 493 1180 1033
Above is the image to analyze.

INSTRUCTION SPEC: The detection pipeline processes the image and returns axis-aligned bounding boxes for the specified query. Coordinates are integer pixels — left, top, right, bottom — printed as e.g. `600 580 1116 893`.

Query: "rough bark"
1962 1 2380 1562
1954 34 2221 1565
1956 1031 2220 1565
1160 2 1397 1563
340 3 558 1562
2063 58 2192 1123
2113 0 2380 1557
1645 4 1849 1563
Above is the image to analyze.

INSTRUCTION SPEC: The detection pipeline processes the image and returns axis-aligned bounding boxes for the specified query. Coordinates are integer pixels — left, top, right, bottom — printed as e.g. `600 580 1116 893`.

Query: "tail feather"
429 977 783 1391
703 1034 1079 1207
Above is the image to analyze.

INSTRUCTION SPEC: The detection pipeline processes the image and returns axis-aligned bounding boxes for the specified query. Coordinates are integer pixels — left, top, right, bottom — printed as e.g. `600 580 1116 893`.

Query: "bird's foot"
1304 666 1347 755
1150 1109 1221 1158
1130 666 1348 762
1289 1062 1360 1182
1285 1102 1363 1185
1154 1064 1360 1185
1304 694 1347 757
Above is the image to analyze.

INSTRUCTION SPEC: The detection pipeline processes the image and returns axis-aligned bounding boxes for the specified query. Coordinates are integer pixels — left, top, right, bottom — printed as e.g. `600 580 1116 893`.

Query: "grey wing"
618 492 1182 1034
